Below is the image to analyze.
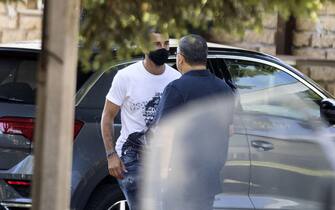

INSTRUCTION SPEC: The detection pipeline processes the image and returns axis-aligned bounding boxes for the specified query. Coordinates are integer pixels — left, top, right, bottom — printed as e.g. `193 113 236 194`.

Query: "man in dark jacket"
154 34 235 210
155 34 235 121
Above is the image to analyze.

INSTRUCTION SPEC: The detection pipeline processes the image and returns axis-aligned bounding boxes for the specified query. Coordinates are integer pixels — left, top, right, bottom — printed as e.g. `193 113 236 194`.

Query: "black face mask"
148 48 169 66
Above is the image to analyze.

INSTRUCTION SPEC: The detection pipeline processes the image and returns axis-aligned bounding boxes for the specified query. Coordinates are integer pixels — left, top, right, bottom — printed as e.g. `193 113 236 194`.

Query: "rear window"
0 51 92 104
0 55 37 104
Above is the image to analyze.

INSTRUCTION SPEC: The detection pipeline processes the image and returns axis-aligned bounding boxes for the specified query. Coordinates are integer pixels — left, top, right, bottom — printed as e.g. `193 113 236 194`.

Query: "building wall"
217 3 335 95
0 1 42 43
211 14 278 55
293 3 335 95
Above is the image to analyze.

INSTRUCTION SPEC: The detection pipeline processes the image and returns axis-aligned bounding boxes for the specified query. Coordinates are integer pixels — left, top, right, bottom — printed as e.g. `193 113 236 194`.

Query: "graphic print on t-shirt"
128 92 162 127
122 92 162 152
143 92 162 126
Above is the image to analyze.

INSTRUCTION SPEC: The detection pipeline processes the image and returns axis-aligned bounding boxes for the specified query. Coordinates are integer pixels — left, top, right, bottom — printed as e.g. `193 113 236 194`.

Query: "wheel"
0 205 7 210
84 183 129 210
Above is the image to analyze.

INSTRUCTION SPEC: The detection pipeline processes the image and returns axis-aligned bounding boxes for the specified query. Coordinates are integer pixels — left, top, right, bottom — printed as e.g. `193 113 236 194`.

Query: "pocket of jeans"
121 152 138 166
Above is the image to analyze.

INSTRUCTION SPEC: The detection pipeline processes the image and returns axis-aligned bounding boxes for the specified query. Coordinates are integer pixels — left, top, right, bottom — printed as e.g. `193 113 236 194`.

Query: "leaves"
77 0 335 71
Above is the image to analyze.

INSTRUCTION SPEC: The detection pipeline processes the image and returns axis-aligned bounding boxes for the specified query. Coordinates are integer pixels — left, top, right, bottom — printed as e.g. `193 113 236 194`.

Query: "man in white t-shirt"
100 32 181 210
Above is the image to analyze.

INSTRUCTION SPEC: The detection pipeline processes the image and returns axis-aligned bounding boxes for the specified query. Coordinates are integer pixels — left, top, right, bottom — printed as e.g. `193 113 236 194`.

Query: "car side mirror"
320 98 335 125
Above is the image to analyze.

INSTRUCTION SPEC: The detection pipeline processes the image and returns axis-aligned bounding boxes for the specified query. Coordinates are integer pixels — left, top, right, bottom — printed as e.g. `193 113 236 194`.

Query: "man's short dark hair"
179 34 208 66
149 28 161 34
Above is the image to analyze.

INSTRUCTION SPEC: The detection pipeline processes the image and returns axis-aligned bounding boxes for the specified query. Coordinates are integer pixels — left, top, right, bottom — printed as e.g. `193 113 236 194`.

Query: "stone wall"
212 14 278 55
0 1 42 43
216 3 335 95
293 3 335 59
293 3 335 95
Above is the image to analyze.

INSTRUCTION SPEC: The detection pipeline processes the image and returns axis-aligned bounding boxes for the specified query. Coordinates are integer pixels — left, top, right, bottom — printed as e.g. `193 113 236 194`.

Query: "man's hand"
108 154 127 179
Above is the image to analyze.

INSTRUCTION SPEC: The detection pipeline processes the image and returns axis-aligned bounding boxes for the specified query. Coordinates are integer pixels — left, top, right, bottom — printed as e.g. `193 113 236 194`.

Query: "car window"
0 56 37 104
225 59 322 121
0 52 92 105
77 63 131 111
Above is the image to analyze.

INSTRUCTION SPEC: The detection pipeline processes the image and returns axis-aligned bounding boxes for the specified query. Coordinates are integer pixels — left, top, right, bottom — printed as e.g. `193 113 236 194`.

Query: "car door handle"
251 140 274 151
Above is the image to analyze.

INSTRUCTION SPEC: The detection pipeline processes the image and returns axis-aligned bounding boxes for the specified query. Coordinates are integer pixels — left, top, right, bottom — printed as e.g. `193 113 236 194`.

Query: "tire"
84 183 129 210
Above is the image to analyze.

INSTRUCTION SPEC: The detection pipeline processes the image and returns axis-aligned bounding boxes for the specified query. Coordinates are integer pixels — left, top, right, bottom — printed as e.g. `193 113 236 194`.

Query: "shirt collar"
183 69 210 77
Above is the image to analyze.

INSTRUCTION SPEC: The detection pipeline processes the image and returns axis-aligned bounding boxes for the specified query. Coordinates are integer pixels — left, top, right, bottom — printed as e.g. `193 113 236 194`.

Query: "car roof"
168 38 242 50
0 40 41 50
0 39 266 56
0 39 239 50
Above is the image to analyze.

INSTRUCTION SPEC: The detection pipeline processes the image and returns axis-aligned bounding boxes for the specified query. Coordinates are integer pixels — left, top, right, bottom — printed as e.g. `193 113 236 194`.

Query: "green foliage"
79 0 334 71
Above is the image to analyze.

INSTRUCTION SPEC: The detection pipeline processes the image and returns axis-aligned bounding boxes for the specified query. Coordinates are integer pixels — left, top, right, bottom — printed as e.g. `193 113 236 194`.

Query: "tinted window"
0 52 92 104
77 63 132 110
226 59 322 121
0 56 37 104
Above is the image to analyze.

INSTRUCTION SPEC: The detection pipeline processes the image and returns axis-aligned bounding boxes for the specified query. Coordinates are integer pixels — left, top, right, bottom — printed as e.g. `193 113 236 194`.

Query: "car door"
212 115 254 210
207 58 254 210
225 58 334 210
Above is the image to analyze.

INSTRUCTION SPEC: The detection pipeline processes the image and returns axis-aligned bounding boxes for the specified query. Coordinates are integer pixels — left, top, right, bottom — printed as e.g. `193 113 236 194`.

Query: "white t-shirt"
106 61 181 156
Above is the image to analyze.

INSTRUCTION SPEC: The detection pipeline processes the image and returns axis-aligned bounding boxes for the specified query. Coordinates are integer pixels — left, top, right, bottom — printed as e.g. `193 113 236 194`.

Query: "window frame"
219 55 326 120
215 55 327 100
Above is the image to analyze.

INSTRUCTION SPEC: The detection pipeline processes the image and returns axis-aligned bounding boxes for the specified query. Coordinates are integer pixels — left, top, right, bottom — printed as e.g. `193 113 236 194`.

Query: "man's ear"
176 53 183 73
178 54 184 65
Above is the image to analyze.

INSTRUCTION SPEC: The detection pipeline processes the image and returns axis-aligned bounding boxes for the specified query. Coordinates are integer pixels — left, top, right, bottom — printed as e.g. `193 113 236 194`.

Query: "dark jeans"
118 149 141 210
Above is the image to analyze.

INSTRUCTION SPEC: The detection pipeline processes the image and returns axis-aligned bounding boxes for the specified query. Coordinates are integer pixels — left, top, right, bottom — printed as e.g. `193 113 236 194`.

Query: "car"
0 39 334 210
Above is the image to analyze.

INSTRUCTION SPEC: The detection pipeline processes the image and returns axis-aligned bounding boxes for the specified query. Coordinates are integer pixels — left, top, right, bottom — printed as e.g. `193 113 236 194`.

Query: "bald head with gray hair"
178 34 208 66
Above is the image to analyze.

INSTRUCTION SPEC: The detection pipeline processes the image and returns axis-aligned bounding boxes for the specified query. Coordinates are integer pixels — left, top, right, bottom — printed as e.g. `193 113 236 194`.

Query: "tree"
80 0 335 70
